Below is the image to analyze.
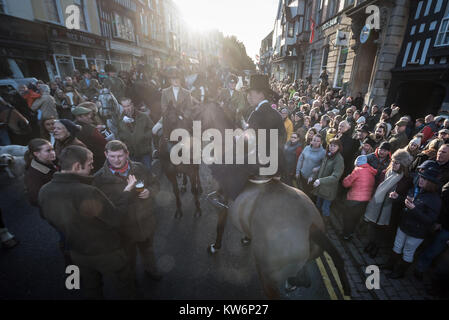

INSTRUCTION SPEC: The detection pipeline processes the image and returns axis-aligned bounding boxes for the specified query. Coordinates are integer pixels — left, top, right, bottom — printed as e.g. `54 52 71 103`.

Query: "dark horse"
0 97 32 144
160 102 202 219
196 102 351 299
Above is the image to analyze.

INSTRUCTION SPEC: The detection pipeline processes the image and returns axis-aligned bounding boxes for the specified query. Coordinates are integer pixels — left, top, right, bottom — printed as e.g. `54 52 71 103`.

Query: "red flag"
309 17 315 44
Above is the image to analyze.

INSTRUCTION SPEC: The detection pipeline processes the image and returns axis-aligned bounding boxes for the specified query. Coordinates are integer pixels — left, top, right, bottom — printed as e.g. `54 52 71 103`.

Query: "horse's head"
0 97 31 135
98 89 121 119
0 153 25 178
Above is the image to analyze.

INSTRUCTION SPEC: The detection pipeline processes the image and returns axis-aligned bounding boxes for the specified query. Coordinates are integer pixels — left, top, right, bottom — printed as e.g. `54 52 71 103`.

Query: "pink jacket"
343 163 377 202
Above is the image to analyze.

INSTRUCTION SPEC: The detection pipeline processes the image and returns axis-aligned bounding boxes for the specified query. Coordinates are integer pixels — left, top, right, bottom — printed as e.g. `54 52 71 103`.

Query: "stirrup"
207 191 229 209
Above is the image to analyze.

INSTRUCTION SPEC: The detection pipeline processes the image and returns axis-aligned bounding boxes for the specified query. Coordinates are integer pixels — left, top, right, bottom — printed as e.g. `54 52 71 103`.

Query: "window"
321 46 329 71
288 23 295 37
113 12 135 41
435 17 449 46
315 0 323 25
345 0 355 7
308 49 316 75
327 0 336 19
44 0 62 23
0 0 6 14
334 47 348 88
73 0 87 31
140 13 148 36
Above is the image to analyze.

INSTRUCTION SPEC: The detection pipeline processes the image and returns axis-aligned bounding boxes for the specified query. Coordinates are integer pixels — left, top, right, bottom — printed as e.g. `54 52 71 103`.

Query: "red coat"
343 163 377 202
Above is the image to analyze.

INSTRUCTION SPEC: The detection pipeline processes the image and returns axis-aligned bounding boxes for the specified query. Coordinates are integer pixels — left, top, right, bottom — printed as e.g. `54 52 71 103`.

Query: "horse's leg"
207 206 227 255
167 170 183 219
255 261 280 300
190 171 202 218
180 173 187 193
196 166 203 195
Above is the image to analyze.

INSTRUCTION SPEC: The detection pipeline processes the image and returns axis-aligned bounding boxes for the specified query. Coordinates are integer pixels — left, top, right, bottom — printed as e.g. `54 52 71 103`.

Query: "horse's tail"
310 224 351 297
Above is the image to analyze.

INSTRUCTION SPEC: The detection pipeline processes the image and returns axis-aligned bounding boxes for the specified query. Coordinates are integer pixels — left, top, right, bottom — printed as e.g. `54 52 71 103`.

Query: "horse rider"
152 67 194 156
218 74 247 127
103 64 126 102
208 74 287 210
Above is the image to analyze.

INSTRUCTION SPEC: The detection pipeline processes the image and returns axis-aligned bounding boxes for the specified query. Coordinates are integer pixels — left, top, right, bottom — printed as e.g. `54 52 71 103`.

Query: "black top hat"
363 137 377 150
246 74 275 96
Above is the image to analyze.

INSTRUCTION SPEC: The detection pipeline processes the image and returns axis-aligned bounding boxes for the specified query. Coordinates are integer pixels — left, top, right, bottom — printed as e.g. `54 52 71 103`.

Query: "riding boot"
381 252 402 271
364 242 375 254
388 259 411 279
369 244 380 259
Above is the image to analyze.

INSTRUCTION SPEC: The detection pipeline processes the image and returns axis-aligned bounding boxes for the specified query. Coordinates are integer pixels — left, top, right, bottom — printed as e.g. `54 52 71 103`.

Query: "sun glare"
174 0 222 32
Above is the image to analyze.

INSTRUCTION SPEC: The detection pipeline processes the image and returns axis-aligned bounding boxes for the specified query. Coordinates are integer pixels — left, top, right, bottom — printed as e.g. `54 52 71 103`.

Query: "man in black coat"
209 74 286 206
38 145 137 299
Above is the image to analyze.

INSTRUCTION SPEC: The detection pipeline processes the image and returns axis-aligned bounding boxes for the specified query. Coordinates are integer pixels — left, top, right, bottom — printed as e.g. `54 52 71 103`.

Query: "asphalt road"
0 165 342 300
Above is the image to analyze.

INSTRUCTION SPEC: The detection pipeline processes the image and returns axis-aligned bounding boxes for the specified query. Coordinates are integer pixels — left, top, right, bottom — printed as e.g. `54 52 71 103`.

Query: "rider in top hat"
103 64 126 101
208 74 286 208
160 67 193 120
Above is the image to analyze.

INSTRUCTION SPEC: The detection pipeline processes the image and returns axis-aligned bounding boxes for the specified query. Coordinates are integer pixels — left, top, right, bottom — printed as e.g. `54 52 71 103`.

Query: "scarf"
373 170 403 203
108 161 130 177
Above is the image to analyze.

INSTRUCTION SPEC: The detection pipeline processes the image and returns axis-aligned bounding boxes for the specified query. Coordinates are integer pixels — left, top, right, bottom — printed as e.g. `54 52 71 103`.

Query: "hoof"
207 244 219 255
285 279 298 293
194 210 202 218
174 211 183 219
240 237 251 247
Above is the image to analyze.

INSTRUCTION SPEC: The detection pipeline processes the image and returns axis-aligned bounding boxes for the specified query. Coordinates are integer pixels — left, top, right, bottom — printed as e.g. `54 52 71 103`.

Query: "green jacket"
313 152 344 201
117 111 153 157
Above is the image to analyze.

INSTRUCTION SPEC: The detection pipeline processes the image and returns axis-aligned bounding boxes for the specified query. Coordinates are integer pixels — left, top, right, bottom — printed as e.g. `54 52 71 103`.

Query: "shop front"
0 14 49 81
48 26 107 79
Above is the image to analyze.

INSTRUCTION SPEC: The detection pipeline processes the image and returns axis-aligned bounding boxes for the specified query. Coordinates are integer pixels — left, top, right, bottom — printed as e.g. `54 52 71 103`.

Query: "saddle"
248 175 281 184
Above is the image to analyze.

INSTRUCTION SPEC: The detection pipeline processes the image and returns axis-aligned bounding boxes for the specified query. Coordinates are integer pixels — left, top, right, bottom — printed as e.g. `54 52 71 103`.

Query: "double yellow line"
316 252 351 300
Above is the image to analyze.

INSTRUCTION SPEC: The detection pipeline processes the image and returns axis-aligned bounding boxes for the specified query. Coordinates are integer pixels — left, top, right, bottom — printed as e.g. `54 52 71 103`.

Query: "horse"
0 97 31 144
160 102 202 219
196 102 351 299
97 88 122 140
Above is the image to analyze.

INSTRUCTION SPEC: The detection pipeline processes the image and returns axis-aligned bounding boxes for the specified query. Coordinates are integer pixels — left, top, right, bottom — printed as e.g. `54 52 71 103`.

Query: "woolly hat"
58 119 81 137
391 149 413 168
383 107 392 117
355 155 368 167
410 136 422 146
356 116 366 124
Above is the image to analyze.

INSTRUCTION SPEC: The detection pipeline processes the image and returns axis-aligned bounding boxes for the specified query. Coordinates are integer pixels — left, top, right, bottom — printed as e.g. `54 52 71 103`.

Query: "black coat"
247 102 287 176
399 188 441 239
38 173 130 255
24 159 56 207
93 161 160 242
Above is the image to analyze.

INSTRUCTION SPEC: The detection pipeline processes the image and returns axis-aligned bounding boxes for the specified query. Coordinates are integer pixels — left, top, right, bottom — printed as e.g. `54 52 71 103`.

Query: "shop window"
334 47 348 88
54 55 74 79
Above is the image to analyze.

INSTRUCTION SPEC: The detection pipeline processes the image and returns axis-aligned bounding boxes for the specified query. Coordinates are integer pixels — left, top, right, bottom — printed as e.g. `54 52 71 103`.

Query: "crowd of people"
274 77 449 298
1 62 449 299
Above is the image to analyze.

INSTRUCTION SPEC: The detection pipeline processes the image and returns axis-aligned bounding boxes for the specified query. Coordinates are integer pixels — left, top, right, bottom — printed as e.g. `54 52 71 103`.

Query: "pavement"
326 204 437 300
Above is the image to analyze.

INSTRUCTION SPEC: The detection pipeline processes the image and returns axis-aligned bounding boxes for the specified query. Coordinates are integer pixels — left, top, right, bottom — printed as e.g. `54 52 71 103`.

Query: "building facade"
259 31 273 75
387 0 449 116
266 0 410 109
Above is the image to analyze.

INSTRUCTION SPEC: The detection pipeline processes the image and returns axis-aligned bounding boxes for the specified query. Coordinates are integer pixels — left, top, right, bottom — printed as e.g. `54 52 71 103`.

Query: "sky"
173 0 279 62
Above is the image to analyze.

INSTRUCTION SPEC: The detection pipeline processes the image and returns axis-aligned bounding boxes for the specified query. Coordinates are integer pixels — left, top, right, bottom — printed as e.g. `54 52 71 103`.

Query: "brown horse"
0 97 31 138
160 102 202 219
197 102 351 299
